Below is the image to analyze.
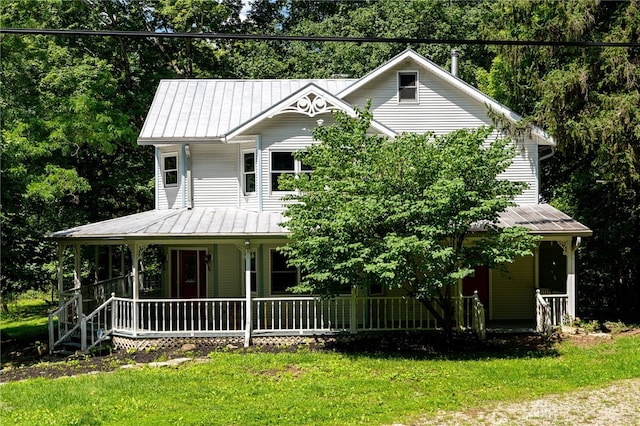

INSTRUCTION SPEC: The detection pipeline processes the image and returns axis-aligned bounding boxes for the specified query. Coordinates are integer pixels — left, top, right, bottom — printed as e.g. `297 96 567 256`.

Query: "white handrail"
82 293 117 351
48 293 81 353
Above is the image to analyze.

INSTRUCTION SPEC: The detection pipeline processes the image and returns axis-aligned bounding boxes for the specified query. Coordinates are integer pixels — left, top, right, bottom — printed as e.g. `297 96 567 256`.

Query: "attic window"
398 72 418 102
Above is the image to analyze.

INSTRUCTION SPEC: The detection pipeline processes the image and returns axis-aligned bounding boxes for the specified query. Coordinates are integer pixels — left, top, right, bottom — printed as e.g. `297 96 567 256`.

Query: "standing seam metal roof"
138 79 357 141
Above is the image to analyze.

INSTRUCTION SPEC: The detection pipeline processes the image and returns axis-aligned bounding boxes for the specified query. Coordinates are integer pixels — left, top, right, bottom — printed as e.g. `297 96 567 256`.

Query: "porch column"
73 244 81 291
57 244 66 308
244 240 253 347
566 238 579 321
130 243 140 336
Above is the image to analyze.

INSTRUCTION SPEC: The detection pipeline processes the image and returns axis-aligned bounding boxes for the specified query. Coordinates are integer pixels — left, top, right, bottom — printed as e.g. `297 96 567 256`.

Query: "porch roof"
48 204 591 242
47 208 288 241
494 204 592 237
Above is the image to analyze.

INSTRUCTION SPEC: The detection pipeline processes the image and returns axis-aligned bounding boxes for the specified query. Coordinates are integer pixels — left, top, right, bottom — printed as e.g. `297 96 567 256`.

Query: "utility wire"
1 27 638 48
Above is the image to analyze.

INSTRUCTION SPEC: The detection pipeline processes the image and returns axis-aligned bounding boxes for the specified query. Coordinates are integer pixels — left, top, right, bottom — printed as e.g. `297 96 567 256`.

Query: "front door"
462 266 489 311
172 250 207 298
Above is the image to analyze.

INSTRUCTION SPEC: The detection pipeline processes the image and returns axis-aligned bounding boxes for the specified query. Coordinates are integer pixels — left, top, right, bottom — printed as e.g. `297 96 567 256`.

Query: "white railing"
358 296 441 331
253 297 351 333
536 290 568 334
71 294 481 350
48 293 82 353
113 298 247 337
81 293 117 351
468 291 486 339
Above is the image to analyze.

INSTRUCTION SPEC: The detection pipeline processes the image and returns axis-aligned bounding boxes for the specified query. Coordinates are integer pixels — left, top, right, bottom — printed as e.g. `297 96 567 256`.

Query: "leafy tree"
478 0 640 321
279 108 538 334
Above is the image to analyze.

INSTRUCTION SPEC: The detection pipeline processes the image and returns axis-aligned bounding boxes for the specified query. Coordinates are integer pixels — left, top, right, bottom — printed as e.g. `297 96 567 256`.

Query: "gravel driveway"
404 377 640 425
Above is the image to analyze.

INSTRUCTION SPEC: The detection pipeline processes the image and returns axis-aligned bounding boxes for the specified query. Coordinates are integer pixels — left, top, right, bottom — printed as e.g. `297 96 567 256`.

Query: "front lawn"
2 333 640 425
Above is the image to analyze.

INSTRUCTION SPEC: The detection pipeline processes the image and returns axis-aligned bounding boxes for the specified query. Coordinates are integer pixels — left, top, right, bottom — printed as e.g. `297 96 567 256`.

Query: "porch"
48 274 567 353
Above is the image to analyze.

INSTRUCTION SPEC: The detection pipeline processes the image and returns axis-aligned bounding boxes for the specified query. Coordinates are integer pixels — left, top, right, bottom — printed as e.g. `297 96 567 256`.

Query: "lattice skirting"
111 335 344 351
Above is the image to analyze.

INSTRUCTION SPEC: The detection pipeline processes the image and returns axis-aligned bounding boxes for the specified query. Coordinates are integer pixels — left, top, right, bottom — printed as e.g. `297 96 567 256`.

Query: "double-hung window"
271 151 312 192
398 71 418 103
270 250 297 294
162 153 178 188
243 150 256 195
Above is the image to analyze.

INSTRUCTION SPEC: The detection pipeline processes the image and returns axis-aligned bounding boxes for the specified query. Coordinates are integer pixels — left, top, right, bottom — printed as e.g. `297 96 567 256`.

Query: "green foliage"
280 108 538 330
480 0 640 321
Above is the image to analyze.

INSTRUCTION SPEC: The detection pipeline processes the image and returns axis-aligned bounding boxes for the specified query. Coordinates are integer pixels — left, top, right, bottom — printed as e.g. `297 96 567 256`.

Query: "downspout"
257 134 263 211
185 144 193 209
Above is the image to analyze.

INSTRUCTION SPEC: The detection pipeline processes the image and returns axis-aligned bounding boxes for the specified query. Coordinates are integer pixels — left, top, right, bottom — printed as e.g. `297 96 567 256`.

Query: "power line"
1 27 638 48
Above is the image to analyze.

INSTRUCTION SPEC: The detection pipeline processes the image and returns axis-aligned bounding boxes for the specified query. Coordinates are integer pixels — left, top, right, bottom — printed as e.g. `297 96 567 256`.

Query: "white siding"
156 146 183 210
190 144 239 208
344 65 539 205
257 114 335 212
491 256 536 320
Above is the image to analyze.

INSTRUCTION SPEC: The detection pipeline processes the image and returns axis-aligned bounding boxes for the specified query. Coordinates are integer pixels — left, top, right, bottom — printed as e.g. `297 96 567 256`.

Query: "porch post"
350 286 357 334
57 244 66 308
131 243 140 336
73 244 81 291
566 238 578 321
244 240 253 347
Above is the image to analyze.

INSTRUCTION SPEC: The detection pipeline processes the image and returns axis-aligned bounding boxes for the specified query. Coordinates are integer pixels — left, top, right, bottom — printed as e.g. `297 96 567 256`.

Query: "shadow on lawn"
323 331 561 361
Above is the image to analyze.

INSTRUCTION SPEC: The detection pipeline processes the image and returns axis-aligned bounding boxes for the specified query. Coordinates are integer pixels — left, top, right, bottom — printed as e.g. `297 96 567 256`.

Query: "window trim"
242 149 257 195
162 152 179 188
398 71 419 103
270 150 312 193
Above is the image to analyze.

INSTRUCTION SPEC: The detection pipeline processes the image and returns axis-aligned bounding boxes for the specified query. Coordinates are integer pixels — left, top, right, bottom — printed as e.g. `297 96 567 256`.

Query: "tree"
279 108 538 334
478 0 640 321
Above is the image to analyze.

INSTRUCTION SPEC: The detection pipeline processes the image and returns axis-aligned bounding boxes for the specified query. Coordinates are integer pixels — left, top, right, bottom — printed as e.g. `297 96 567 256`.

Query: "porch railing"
113 298 247 337
52 294 490 352
536 289 568 334
462 291 486 339
48 293 82 354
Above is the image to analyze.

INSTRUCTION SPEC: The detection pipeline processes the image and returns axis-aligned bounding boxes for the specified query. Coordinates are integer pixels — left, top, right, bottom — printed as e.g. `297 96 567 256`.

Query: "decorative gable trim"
271 92 340 118
225 83 396 141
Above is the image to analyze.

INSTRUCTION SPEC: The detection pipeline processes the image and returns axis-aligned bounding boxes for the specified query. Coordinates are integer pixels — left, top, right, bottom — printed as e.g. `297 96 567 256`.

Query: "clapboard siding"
156 146 184 210
258 114 334 212
344 64 539 204
191 144 239 208
491 256 536 320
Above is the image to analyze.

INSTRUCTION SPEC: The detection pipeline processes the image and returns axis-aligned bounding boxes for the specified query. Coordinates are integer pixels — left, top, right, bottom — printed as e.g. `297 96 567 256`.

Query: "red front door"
172 250 207 298
462 266 489 310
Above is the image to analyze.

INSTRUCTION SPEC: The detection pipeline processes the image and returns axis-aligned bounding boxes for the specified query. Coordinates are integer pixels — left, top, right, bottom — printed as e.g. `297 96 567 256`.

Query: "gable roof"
339 49 555 146
138 49 555 146
225 83 396 141
138 79 356 144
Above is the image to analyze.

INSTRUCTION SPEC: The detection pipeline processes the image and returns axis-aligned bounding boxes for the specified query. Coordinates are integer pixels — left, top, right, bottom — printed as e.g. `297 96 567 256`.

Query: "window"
270 250 297 294
398 72 418 102
243 151 256 194
271 151 313 192
163 154 178 187
271 152 295 191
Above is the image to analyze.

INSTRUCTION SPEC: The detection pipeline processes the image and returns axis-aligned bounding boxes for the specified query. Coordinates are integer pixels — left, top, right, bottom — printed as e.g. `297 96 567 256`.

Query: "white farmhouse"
48 50 591 352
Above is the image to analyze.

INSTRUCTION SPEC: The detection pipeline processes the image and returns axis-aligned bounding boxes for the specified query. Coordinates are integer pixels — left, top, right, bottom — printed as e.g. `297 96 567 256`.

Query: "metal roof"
138 79 356 142
495 204 591 236
48 208 288 241
49 204 590 241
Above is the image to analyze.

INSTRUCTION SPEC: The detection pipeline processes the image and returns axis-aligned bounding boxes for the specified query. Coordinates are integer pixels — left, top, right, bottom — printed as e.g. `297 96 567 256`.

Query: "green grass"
1 296 52 339
2 335 640 425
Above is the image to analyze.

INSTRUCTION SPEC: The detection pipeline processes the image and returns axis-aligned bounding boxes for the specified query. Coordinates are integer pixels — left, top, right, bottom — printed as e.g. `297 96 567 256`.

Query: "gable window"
398 72 418 103
271 151 313 192
243 150 256 195
163 153 178 187
270 250 297 294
